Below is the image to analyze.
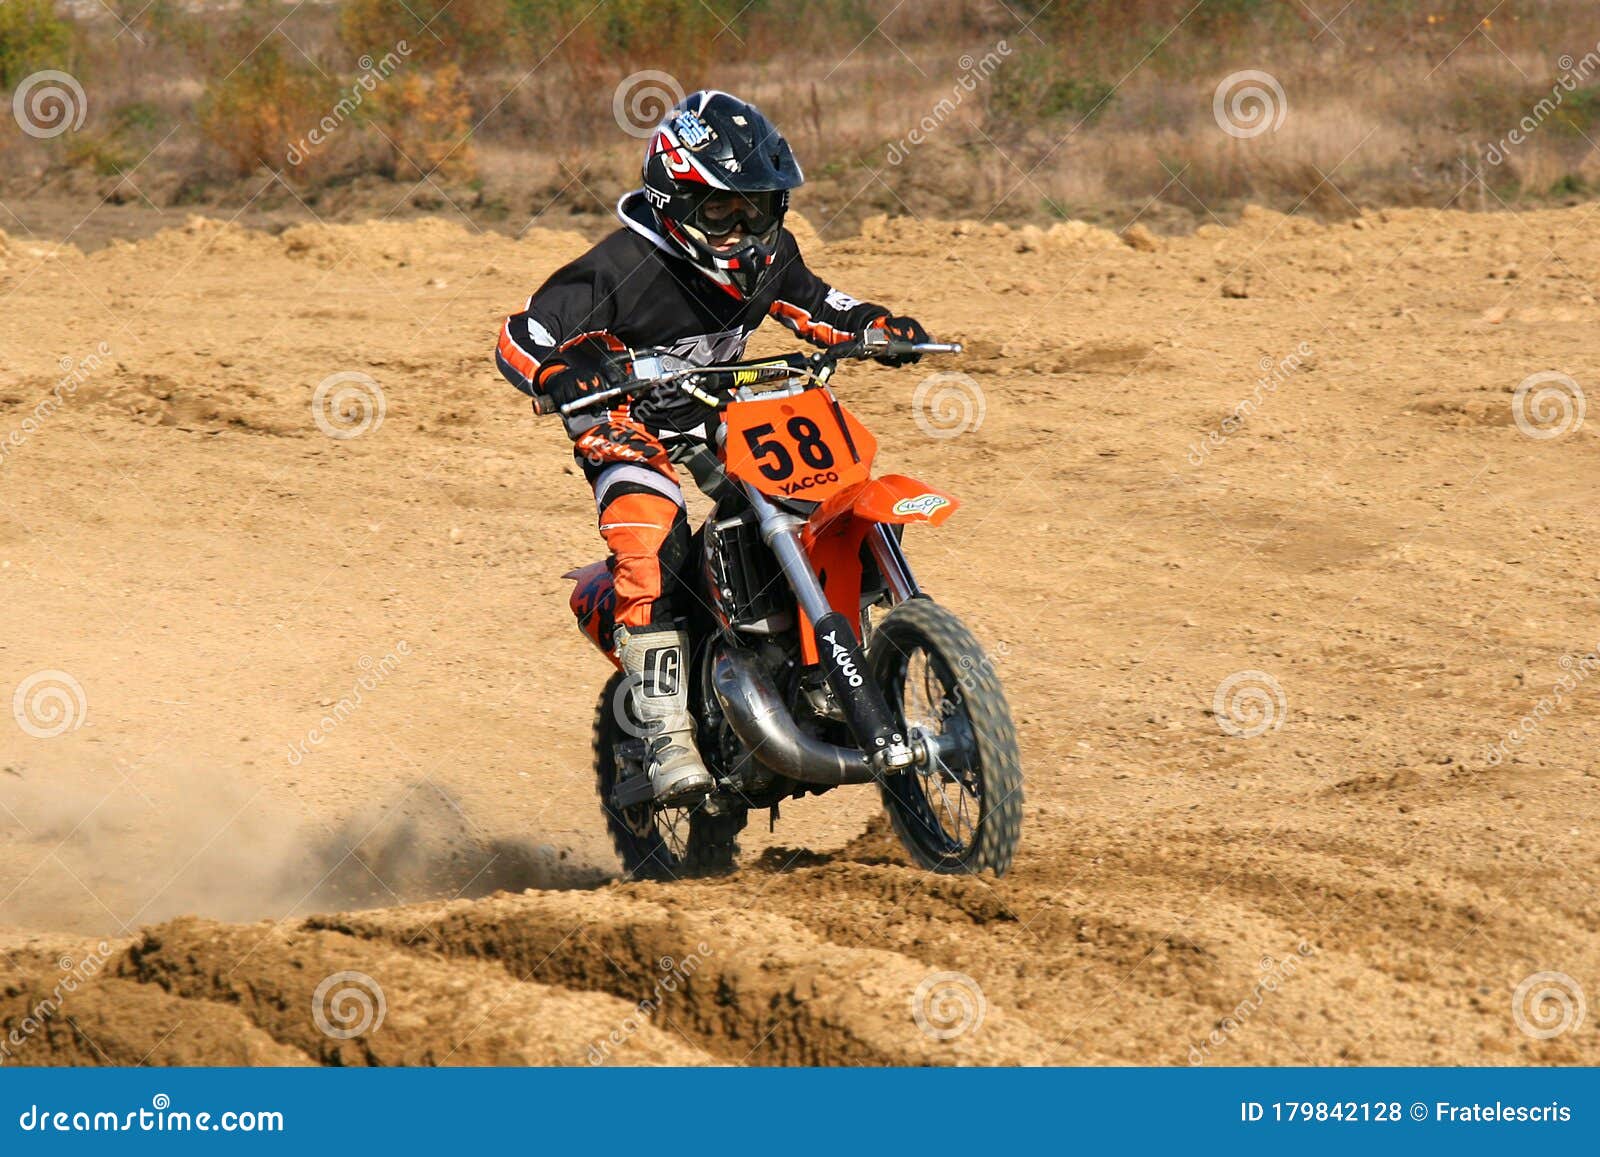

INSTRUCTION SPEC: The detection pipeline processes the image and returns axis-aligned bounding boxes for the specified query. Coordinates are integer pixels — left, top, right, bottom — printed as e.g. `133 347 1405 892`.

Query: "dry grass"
2 0 1598 232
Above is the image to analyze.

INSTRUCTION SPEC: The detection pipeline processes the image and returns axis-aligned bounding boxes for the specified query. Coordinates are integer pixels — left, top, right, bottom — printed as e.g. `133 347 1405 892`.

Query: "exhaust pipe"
711 647 876 785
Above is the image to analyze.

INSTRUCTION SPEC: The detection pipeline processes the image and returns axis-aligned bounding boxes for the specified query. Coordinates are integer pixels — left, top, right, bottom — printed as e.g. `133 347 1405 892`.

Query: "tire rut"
114 916 713 1066
308 887 1065 1065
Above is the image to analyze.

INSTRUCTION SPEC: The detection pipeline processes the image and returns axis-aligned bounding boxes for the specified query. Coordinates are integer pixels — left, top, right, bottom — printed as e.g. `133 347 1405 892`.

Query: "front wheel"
869 600 1023 875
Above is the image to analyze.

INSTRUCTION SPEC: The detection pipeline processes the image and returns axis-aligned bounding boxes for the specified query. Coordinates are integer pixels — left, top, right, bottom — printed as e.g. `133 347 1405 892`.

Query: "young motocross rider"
494 90 932 806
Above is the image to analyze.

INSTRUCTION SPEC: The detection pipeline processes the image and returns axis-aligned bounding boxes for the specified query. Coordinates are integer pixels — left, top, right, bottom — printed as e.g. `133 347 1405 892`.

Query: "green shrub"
56 100 165 176
990 49 1114 131
113 101 161 134
198 41 332 177
1549 172 1587 196
341 0 515 67
367 63 477 181
62 131 131 176
1555 85 1600 136
0 0 74 89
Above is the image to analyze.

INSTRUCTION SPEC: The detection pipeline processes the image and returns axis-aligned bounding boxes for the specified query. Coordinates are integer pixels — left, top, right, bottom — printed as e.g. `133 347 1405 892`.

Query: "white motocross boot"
614 624 714 804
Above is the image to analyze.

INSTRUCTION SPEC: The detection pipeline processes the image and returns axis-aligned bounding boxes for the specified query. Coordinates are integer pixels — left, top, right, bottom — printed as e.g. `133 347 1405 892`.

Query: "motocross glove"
869 314 930 366
532 335 631 414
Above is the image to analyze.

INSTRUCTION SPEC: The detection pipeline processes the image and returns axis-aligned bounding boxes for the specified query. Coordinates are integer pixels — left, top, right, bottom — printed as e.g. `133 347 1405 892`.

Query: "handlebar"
552 333 964 417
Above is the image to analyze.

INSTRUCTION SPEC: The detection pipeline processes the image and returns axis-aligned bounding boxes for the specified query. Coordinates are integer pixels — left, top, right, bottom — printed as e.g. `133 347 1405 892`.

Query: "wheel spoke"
926 744 978 846
894 640 985 856
929 772 960 839
657 805 691 860
872 603 1022 877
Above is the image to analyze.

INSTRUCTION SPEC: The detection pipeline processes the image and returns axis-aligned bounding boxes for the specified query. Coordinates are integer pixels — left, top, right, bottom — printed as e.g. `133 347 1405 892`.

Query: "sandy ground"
1 202 1598 1066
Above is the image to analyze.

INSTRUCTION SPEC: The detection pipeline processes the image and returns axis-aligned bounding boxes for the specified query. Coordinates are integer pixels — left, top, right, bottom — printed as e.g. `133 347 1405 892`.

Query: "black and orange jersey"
495 191 891 418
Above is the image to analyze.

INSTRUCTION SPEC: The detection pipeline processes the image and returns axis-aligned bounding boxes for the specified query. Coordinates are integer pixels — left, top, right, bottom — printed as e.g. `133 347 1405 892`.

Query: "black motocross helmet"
640 90 804 300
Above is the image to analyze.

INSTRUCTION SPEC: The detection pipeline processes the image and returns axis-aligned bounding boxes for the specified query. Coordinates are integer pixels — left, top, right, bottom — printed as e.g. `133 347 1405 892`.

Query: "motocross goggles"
683 190 783 243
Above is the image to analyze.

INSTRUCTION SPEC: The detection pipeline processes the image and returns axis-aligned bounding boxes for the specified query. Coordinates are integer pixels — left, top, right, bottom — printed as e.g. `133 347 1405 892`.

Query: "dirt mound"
2 919 710 1066
3 203 1600 1066
312 887 1056 1065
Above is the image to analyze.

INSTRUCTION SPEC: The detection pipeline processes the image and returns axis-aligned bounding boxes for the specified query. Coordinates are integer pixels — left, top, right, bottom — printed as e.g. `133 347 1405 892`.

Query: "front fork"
743 483 917 772
867 522 920 605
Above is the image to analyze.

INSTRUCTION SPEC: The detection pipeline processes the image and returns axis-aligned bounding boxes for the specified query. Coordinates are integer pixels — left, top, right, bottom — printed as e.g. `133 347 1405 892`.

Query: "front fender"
797 474 956 655
852 474 959 526
806 474 959 540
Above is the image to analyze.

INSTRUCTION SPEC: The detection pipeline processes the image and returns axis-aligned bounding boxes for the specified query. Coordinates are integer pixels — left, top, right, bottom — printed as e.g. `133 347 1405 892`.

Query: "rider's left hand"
870 315 930 366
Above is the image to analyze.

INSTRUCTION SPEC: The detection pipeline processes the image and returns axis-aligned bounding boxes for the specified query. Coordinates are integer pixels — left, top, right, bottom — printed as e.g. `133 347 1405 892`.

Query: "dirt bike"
560 330 1023 879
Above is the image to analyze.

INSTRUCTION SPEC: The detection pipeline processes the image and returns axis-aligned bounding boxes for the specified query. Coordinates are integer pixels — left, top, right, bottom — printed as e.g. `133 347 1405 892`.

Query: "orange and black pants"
574 415 692 629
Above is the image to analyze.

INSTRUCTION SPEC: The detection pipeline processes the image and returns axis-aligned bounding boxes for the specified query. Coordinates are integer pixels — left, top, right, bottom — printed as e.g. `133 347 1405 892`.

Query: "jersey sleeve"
765 230 890 347
495 255 623 397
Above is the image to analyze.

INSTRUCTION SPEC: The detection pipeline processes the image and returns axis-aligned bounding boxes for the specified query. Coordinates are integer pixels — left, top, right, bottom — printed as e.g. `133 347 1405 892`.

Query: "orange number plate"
722 389 877 502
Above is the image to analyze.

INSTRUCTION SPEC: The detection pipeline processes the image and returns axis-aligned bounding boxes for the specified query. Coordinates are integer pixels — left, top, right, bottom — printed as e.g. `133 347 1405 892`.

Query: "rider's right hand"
534 334 632 412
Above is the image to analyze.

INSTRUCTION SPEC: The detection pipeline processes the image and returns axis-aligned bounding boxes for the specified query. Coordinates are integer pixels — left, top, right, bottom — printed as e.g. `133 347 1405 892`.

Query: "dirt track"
2 203 1598 1065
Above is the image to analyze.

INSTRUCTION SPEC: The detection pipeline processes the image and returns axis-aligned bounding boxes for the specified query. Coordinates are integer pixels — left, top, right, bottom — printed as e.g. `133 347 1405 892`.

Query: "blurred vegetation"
341 0 514 66
1555 86 1600 137
368 62 476 180
0 0 74 89
199 28 333 178
990 47 1116 136
0 0 1596 224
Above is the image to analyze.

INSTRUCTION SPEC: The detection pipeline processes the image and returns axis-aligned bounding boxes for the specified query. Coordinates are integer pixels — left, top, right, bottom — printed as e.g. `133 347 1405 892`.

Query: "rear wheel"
592 672 742 879
868 600 1023 875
